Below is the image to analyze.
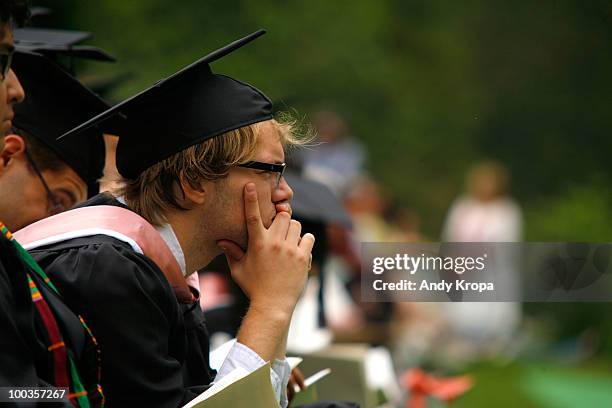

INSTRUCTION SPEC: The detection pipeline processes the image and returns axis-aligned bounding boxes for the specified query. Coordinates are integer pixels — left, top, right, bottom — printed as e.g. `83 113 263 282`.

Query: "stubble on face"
204 120 287 253
206 175 250 252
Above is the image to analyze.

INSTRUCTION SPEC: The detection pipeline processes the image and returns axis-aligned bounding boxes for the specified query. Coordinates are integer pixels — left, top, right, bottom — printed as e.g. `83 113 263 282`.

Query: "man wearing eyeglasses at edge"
0 4 23 138
0 1 107 406
0 47 107 232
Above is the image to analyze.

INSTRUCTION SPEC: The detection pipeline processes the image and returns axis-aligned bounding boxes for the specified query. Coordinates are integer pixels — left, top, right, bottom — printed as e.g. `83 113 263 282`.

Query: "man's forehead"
254 120 285 163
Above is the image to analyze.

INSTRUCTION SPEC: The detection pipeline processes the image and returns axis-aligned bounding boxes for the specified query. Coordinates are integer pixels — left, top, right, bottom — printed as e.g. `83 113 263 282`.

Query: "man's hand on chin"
217 182 314 362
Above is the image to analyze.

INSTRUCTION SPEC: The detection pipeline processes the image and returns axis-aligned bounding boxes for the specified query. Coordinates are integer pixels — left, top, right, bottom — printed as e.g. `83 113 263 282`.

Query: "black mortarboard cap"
14 28 116 63
284 172 353 228
14 27 91 45
59 29 272 179
12 51 109 197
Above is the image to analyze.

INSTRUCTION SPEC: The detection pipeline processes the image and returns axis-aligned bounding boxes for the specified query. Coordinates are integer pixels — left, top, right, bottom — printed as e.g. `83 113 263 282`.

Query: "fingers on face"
269 210 291 238
286 220 302 245
298 232 315 254
244 183 264 237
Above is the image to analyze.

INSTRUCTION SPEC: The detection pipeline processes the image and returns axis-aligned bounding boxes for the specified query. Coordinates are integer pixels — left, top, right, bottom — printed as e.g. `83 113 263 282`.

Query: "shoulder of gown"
30 235 207 406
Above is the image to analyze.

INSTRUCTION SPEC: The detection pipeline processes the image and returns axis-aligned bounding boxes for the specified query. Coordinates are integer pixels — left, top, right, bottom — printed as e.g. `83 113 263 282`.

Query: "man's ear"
179 173 208 206
0 134 26 167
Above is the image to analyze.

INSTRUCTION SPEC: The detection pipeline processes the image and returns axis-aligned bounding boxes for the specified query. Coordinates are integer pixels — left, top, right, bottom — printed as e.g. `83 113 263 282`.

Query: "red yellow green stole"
1 222 104 407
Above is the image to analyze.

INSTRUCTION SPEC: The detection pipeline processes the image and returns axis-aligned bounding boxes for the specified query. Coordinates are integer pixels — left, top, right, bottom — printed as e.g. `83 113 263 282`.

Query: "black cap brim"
14 27 116 63
14 27 92 47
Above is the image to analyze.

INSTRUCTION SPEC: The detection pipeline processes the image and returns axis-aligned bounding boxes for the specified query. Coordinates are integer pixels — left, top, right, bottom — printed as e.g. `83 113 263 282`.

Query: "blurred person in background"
438 160 523 365
442 160 522 241
302 110 366 196
344 175 393 242
329 175 411 342
345 176 421 243
383 203 424 243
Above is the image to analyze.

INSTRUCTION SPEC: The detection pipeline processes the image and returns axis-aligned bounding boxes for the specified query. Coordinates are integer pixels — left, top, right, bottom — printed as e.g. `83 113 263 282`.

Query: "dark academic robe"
0 234 79 407
29 194 215 407
0 233 40 386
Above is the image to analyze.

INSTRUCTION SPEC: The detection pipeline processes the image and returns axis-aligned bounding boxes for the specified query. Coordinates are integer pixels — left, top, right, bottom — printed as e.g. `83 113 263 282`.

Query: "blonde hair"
118 116 305 226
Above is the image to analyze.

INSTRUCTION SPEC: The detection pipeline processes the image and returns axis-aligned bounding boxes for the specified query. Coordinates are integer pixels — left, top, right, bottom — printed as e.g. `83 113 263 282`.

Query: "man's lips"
275 202 292 216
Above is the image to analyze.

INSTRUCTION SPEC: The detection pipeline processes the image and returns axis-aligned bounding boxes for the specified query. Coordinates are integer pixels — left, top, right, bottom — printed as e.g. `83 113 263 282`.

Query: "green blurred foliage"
526 180 612 241
455 361 612 407
33 0 611 239
32 0 612 350
34 0 612 348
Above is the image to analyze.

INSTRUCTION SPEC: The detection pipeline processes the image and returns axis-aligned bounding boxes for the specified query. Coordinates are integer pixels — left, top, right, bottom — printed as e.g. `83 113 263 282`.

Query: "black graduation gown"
0 233 40 386
29 194 215 407
0 234 80 407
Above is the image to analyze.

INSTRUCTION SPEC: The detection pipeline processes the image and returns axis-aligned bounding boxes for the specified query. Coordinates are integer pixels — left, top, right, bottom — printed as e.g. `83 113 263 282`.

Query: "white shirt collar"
154 223 188 276
116 195 187 276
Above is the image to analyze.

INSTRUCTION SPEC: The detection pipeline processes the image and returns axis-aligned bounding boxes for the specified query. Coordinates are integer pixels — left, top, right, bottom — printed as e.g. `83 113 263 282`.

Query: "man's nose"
273 175 293 203
6 69 25 104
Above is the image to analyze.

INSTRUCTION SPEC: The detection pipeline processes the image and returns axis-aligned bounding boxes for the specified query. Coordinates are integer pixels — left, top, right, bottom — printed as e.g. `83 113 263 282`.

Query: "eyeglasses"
0 50 13 81
24 150 66 215
238 161 286 187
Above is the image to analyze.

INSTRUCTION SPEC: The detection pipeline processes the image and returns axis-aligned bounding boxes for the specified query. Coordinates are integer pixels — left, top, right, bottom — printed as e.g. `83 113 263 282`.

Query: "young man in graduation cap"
0 1 105 406
0 50 107 231
16 30 315 407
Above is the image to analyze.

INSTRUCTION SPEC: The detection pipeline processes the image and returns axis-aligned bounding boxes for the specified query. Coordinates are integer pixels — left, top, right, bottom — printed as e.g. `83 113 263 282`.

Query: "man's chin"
217 238 247 254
